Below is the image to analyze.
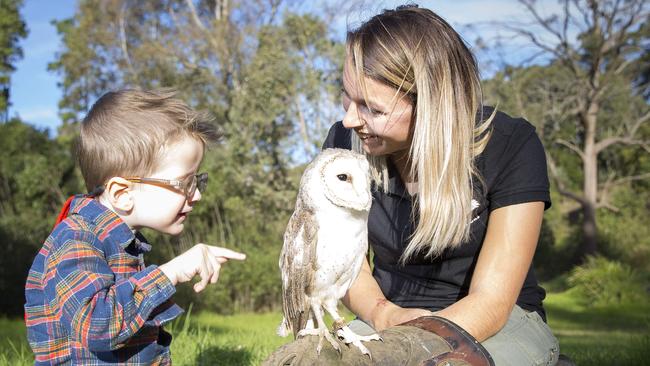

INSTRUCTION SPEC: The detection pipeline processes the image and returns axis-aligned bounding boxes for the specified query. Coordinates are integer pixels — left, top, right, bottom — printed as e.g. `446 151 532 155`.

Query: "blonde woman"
323 5 559 365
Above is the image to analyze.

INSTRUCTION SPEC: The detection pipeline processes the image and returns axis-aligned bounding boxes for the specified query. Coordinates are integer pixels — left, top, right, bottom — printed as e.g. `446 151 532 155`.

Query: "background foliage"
0 0 27 116
1 0 648 325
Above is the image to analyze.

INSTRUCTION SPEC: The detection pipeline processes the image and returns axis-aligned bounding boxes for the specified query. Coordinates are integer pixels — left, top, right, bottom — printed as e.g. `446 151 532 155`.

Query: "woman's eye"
337 174 348 181
358 105 384 117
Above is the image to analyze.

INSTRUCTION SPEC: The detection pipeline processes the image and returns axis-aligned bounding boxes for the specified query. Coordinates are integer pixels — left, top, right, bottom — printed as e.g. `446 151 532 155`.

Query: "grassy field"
544 290 649 365
2 292 648 365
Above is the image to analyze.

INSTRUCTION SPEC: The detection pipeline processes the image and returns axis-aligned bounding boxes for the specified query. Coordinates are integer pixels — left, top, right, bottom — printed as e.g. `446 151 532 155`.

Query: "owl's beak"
356 186 372 212
362 193 372 211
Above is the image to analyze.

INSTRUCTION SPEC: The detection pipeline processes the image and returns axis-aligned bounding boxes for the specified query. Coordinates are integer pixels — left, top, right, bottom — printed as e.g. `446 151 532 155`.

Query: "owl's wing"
279 199 319 338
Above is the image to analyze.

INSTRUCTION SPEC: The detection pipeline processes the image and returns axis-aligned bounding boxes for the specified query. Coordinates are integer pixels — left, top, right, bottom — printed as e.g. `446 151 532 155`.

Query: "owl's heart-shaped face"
320 154 371 212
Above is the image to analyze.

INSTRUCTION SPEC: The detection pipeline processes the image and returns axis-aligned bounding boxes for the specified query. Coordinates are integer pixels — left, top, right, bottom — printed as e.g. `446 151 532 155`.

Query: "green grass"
0 309 291 366
3 293 648 365
0 317 33 366
545 290 650 366
167 306 290 365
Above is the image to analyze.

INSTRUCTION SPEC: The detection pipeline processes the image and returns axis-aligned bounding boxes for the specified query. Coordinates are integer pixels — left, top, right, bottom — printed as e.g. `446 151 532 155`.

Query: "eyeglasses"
124 172 208 200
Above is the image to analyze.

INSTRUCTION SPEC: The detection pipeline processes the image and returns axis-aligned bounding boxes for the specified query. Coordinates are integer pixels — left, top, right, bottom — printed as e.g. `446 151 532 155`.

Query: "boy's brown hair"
78 89 220 192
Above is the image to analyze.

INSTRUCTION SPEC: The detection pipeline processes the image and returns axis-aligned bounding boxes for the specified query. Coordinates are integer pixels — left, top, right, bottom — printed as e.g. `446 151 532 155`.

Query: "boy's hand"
159 244 246 292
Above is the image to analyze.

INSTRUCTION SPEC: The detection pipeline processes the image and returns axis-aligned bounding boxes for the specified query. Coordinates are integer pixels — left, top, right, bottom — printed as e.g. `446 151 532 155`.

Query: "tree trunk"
579 102 599 260
580 201 598 258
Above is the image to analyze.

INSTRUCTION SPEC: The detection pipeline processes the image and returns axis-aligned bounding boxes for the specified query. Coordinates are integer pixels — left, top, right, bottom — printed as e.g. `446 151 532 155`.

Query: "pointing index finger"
207 246 246 260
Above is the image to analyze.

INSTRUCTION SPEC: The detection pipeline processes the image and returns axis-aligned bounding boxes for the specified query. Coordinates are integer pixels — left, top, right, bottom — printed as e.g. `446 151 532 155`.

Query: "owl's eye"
336 174 348 182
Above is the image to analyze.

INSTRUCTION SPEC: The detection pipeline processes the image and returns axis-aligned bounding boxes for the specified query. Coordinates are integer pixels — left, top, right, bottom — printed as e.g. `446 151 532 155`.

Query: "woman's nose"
342 102 364 129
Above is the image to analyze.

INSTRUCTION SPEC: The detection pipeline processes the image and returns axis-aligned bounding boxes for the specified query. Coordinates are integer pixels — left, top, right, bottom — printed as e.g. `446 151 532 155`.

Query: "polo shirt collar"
384 159 410 199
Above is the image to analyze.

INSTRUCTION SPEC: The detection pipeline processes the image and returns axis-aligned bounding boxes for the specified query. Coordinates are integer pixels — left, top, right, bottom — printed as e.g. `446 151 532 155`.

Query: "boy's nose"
190 188 202 203
342 103 365 129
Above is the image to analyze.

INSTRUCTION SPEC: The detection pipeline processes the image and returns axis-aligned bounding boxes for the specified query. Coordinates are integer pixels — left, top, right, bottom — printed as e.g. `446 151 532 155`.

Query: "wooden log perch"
262 316 494 366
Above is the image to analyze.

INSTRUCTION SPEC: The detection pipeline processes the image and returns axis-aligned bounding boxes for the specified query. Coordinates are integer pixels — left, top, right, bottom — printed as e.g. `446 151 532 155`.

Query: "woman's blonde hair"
347 5 493 262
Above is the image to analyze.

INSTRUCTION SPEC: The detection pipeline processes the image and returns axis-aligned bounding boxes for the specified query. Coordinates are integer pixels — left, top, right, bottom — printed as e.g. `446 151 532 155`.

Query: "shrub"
568 255 648 306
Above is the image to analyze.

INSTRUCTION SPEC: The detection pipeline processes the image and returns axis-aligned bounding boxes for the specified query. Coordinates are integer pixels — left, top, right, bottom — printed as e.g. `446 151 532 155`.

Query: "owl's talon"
297 328 319 338
316 336 323 355
335 326 380 357
325 331 341 353
301 327 341 355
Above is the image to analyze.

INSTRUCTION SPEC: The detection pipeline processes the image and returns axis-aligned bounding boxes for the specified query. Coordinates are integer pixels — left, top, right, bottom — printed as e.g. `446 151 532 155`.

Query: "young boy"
24 89 246 364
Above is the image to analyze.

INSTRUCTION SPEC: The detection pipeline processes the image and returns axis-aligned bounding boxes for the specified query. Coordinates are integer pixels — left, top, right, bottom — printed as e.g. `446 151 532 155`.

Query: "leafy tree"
485 0 649 261
0 119 82 315
48 0 346 312
0 0 28 119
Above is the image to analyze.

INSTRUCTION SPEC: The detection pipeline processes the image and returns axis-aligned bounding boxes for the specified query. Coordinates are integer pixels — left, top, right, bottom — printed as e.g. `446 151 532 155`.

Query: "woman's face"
341 56 413 157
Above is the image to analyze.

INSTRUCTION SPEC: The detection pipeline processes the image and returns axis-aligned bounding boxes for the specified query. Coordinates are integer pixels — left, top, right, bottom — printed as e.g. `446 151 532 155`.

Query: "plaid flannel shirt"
25 196 183 365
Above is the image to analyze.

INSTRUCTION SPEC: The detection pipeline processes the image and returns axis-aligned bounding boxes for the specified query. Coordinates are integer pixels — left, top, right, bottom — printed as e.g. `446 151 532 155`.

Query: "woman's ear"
104 177 134 212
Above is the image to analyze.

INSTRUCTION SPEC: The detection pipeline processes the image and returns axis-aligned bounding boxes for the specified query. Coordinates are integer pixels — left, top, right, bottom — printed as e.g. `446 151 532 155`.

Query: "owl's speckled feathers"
277 148 379 355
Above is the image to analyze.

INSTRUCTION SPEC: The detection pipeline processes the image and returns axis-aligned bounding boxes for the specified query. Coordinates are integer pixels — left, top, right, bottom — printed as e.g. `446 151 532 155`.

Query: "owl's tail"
276 317 291 337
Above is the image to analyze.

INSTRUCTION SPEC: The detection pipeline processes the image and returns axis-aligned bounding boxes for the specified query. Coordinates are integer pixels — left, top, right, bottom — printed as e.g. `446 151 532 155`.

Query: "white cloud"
15 107 60 129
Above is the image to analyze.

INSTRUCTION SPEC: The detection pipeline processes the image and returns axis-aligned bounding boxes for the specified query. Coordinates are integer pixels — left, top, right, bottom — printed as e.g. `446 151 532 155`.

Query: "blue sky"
11 0 76 133
10 0 555 134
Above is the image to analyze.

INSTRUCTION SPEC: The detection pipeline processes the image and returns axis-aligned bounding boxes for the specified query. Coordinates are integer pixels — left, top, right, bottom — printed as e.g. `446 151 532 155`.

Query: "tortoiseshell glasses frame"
124 172 208 200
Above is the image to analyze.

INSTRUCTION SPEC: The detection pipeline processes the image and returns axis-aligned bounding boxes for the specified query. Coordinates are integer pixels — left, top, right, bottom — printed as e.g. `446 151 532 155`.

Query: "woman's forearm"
343 257 432 330
435 202 545 341
434 292 511 342
344 260 508 339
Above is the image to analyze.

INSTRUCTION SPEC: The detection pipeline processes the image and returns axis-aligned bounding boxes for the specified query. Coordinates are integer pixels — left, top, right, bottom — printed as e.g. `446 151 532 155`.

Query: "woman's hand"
371 300 433 330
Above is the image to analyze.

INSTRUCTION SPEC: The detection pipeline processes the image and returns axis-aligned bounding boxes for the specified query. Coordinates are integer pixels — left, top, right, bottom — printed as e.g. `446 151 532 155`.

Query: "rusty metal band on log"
262 316 494 366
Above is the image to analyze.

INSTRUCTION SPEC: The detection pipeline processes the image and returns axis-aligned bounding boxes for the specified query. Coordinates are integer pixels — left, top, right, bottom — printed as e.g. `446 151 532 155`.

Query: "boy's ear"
104 177 134 212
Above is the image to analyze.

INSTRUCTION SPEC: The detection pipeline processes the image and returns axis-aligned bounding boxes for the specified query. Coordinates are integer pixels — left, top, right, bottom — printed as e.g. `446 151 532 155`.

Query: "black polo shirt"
322 107 551 321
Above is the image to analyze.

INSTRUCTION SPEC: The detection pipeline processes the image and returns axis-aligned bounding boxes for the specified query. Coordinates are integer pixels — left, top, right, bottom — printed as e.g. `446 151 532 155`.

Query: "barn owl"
277 148 380 356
